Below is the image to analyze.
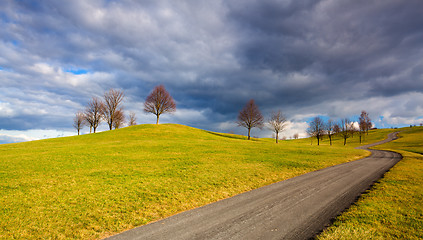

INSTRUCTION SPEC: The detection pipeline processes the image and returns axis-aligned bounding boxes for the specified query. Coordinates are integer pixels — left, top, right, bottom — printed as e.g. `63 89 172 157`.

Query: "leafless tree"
128 112 137 126
359 111 368 144
73 111 85 135
333 123 341 134
340 118 351 145
237 99 264 140
293 133 299 139
326 119 335 146
364 111 372 135
144 85 176 124
84 97 105 133
350 122 357 138
103 89 125 130
268 110 287 143
308 116 325 145
113 109 125 129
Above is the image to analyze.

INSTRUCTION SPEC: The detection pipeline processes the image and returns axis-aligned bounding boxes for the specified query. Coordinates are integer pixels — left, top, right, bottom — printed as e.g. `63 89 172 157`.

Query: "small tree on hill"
268 110 287 143
84 97 105 133
144 85 176 124
333 123 341 134
237 99 264 140
308 116 325 145
128 112 137 126
340 118 351 145
326 119 335 146
359 111 368 144
113 109 125 129
103 89 125 130
73 111 85 135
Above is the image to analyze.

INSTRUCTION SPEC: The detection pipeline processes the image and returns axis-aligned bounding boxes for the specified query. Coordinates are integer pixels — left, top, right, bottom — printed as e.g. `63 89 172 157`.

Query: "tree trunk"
329 135 332 146
109 122 113 130
248 128 251 140
344 137 347 145
276 132 278 143
317 135 320 145
90 126 92 133
77 129 80 136
156 115 160 124
359 133 362 144
93 126 96 133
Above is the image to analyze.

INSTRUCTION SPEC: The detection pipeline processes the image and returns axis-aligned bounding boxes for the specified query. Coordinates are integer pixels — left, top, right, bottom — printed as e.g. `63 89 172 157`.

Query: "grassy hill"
0 124 394 239
318 126 423 239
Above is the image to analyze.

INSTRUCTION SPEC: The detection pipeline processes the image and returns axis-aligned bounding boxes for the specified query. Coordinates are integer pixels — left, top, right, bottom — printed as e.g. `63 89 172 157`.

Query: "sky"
1 0 423 144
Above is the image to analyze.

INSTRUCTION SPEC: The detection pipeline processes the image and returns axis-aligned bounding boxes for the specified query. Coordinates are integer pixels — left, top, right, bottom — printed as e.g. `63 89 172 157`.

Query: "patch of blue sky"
10 40 19 46
65 68 90 75
0 66 14 72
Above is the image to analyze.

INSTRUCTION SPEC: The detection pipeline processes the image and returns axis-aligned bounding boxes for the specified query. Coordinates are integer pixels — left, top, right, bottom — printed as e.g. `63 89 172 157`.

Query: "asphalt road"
106 132 402 240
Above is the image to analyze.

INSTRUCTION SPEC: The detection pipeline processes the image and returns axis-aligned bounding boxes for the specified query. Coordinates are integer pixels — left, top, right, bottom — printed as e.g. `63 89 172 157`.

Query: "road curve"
106 132 402 240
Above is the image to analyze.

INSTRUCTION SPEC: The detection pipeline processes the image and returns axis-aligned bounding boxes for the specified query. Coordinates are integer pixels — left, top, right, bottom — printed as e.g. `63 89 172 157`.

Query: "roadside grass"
318 127 423 239
0 124 392 239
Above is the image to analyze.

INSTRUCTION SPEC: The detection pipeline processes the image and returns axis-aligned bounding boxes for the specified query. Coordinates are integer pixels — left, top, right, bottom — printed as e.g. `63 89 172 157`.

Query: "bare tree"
128 112 137 126
333 123 341 134
73 112 85 135
144 85 176 124
84 97 105 133
326 119 335 146
340 118 351 145
103 89 125 130
293 133 299 139
268 110 287 143
237 99 264 140
359 111 368 144
350 122 357 138
308 116 325 145
113 109 125 129
365 111 372 135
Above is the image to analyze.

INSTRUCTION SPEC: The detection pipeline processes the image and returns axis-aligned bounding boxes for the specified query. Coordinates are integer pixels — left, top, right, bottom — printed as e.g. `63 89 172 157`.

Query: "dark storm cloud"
1 0 423 142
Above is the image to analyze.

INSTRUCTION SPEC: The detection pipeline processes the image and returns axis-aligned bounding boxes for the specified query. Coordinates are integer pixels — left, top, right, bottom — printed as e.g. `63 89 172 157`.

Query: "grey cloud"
0 0 423 142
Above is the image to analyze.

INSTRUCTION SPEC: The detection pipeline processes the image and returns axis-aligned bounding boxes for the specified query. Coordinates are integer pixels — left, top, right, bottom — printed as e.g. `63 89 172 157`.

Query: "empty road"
107 132 402 240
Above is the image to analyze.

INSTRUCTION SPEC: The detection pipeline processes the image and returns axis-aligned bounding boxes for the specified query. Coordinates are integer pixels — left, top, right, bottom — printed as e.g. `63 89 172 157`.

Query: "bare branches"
128 112 137 126
113 109 125 129
326 119 335 146
237 99 264 140
340 118 351 145
73 112 85 135
268 110 287 143
103 89 125 130
84 97 105 133
307 116 325 145
144 85 176 124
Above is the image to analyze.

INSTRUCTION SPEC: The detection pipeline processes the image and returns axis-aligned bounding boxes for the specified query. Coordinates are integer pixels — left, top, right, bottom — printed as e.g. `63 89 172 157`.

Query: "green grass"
318 127 423 239
0 124 394 239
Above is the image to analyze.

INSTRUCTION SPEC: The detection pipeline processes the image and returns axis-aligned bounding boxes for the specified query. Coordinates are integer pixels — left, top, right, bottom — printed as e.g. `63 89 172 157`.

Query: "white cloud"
0 129 75 144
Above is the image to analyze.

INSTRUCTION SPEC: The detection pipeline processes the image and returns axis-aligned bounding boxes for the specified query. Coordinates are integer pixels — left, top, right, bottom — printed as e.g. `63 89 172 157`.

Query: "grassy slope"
318 127 423 239
0 124 392 239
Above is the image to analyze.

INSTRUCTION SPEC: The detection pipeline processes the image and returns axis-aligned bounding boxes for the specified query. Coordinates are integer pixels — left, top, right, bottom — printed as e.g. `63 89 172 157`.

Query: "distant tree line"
236 99 287 143
73 85 175 135
235 98 372 145
307 110 372 146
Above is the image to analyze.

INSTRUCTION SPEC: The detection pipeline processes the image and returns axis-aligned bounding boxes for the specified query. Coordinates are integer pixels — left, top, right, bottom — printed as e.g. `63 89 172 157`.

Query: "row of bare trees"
237 99 287 143
307 110 372 146
235 98 373 145
73 89 136 135
73 85 176 135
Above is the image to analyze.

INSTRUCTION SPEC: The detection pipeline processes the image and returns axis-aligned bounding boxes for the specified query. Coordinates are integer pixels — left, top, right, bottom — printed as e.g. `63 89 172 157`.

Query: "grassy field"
318 127 423 239
0 124 393 239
